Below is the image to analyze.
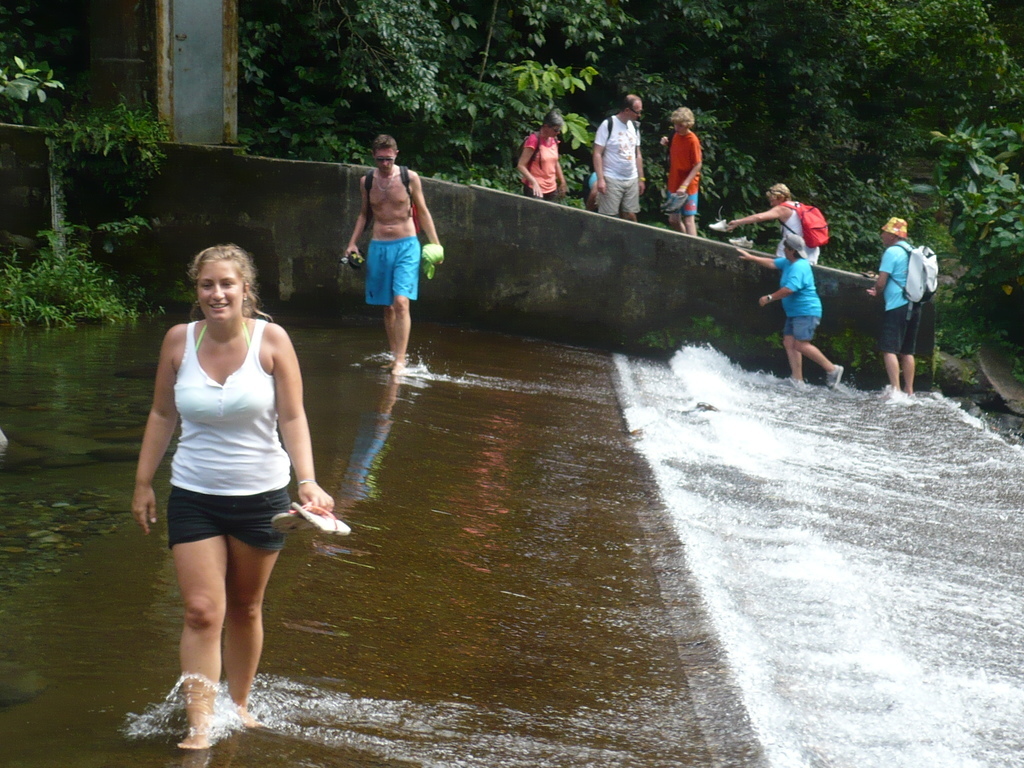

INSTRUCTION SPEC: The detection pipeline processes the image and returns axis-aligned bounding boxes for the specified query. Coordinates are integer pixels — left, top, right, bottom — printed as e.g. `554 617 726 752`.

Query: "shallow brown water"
0 319 760 767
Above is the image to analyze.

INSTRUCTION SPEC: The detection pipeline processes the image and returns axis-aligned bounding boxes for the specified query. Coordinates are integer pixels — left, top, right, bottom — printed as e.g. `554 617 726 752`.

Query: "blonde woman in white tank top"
726 182 820 265
132 245 336 750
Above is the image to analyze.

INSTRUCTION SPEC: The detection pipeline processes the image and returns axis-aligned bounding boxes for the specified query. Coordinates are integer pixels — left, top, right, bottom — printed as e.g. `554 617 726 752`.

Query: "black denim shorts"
166 486 290 551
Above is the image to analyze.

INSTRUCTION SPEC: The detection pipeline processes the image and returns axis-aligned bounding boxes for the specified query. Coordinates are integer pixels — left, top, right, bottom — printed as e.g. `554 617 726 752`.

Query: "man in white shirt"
592 94 646 221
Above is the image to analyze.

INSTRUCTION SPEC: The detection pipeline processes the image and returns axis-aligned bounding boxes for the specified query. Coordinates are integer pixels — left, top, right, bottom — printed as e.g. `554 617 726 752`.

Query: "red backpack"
781 201 829 248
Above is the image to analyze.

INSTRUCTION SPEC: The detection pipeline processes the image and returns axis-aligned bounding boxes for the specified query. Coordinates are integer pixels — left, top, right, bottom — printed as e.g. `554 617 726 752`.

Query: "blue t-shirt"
773 256 822 318
880 242 910 311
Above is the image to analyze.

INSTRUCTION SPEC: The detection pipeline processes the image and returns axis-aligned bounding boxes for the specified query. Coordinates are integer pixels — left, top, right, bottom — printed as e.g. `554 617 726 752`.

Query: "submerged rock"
0 662 45 709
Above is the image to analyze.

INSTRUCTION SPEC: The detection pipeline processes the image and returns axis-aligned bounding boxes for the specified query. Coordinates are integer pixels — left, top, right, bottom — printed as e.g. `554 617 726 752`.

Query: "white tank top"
777 202 821 265
171 320 290 495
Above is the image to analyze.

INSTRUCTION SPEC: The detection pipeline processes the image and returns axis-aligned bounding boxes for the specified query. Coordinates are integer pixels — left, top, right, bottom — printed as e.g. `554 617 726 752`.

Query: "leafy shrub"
51 103 169 215
0 230 143 327
925 122 1024 347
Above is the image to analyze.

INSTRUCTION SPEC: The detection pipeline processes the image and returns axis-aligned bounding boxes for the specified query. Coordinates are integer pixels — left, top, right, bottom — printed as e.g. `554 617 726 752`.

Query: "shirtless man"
345 135 442 374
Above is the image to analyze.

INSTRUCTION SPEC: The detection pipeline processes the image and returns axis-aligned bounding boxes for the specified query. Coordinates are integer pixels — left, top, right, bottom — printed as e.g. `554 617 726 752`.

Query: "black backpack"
364 165 411 199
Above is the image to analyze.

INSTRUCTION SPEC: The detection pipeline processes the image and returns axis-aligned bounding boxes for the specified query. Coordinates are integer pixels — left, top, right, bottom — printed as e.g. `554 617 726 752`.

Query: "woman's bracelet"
297 479 317 485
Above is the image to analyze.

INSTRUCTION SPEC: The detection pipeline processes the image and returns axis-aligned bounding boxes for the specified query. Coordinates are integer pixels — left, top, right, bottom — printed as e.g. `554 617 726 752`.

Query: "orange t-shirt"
668 130 702 195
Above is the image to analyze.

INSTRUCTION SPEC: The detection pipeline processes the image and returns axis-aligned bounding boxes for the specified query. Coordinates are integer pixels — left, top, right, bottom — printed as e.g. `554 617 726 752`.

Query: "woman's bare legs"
174 537 229 749
222 537 279 727
783 335 805 381
172 536 279 747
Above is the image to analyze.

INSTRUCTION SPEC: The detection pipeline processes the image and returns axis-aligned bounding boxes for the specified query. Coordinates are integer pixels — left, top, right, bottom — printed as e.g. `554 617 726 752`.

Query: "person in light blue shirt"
736 234 844 388
866 216 921 394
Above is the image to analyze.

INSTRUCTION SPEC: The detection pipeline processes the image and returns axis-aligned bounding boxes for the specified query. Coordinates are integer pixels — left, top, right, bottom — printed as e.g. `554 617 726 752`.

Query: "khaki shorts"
598 176 640 216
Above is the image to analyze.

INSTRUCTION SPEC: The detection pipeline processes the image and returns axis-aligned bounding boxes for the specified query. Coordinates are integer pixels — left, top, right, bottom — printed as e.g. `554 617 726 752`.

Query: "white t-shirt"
594 116 639 181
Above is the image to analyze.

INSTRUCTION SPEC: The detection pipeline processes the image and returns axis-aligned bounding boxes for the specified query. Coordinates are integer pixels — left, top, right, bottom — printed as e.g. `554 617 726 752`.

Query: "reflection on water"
0 320 735 768
335 373 400 507
8 325 1021 767
0 323 163 587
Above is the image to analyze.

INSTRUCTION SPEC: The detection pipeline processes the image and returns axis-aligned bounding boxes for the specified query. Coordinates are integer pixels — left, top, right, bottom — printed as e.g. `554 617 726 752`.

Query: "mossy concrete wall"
0 126 933 386
0 125 51 247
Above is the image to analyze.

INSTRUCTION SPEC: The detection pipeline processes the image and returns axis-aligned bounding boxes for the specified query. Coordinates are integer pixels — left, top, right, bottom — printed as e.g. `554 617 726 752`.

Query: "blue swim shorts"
366 236 420 306
783 315 821 342
669 192 699 218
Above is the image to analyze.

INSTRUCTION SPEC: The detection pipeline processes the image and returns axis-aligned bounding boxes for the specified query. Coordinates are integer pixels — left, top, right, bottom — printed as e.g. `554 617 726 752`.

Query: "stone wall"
0 126 51 247
0 125 933 385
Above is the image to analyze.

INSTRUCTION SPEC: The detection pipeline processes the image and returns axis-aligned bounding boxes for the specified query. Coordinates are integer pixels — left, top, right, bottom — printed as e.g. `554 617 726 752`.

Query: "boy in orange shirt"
660 107 702 236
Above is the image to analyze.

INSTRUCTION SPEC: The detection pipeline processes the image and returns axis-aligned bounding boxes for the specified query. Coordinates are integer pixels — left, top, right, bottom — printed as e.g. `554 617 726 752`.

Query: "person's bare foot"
235 704 263 729
179 673 216 750
390 360 407 375
178 726 211 750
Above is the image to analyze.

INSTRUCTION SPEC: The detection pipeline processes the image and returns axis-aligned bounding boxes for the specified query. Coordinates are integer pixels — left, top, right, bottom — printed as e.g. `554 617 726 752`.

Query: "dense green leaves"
230 0 1022 271
930 123 1024 298
52 103 169 216
237 0 629 174
0 0 82 124
0 55 63 103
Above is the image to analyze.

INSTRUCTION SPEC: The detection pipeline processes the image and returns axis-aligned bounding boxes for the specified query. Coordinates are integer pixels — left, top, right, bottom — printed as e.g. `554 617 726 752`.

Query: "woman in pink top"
517 109 569 201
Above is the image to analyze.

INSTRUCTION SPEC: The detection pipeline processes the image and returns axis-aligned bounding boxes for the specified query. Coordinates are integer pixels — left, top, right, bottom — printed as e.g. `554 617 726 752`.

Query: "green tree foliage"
0 56 63 105
3 0 1021 278
52 102 169 217
237 0 626 183
601 0 1021 268
233 0 1020 268
928 122 1024 345
0 0 84 124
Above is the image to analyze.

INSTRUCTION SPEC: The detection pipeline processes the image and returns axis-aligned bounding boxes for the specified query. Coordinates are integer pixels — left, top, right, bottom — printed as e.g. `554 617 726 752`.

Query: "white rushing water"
614 346 1024 768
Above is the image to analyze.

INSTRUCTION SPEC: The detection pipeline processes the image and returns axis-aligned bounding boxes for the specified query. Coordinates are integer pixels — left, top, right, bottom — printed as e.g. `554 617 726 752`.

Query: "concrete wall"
0 126 51 247
0 125 933 385
90 0 156 109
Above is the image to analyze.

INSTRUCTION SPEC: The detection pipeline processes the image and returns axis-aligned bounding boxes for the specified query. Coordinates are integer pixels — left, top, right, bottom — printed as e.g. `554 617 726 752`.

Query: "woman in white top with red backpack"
726 183 822 265
132 244 336 749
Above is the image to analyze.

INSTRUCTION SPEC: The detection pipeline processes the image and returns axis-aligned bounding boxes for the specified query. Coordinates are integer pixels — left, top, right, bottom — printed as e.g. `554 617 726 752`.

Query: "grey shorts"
598 176 640 216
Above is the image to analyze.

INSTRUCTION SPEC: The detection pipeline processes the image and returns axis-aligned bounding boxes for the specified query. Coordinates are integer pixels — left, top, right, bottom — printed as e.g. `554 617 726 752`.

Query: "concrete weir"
0 124 932 384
